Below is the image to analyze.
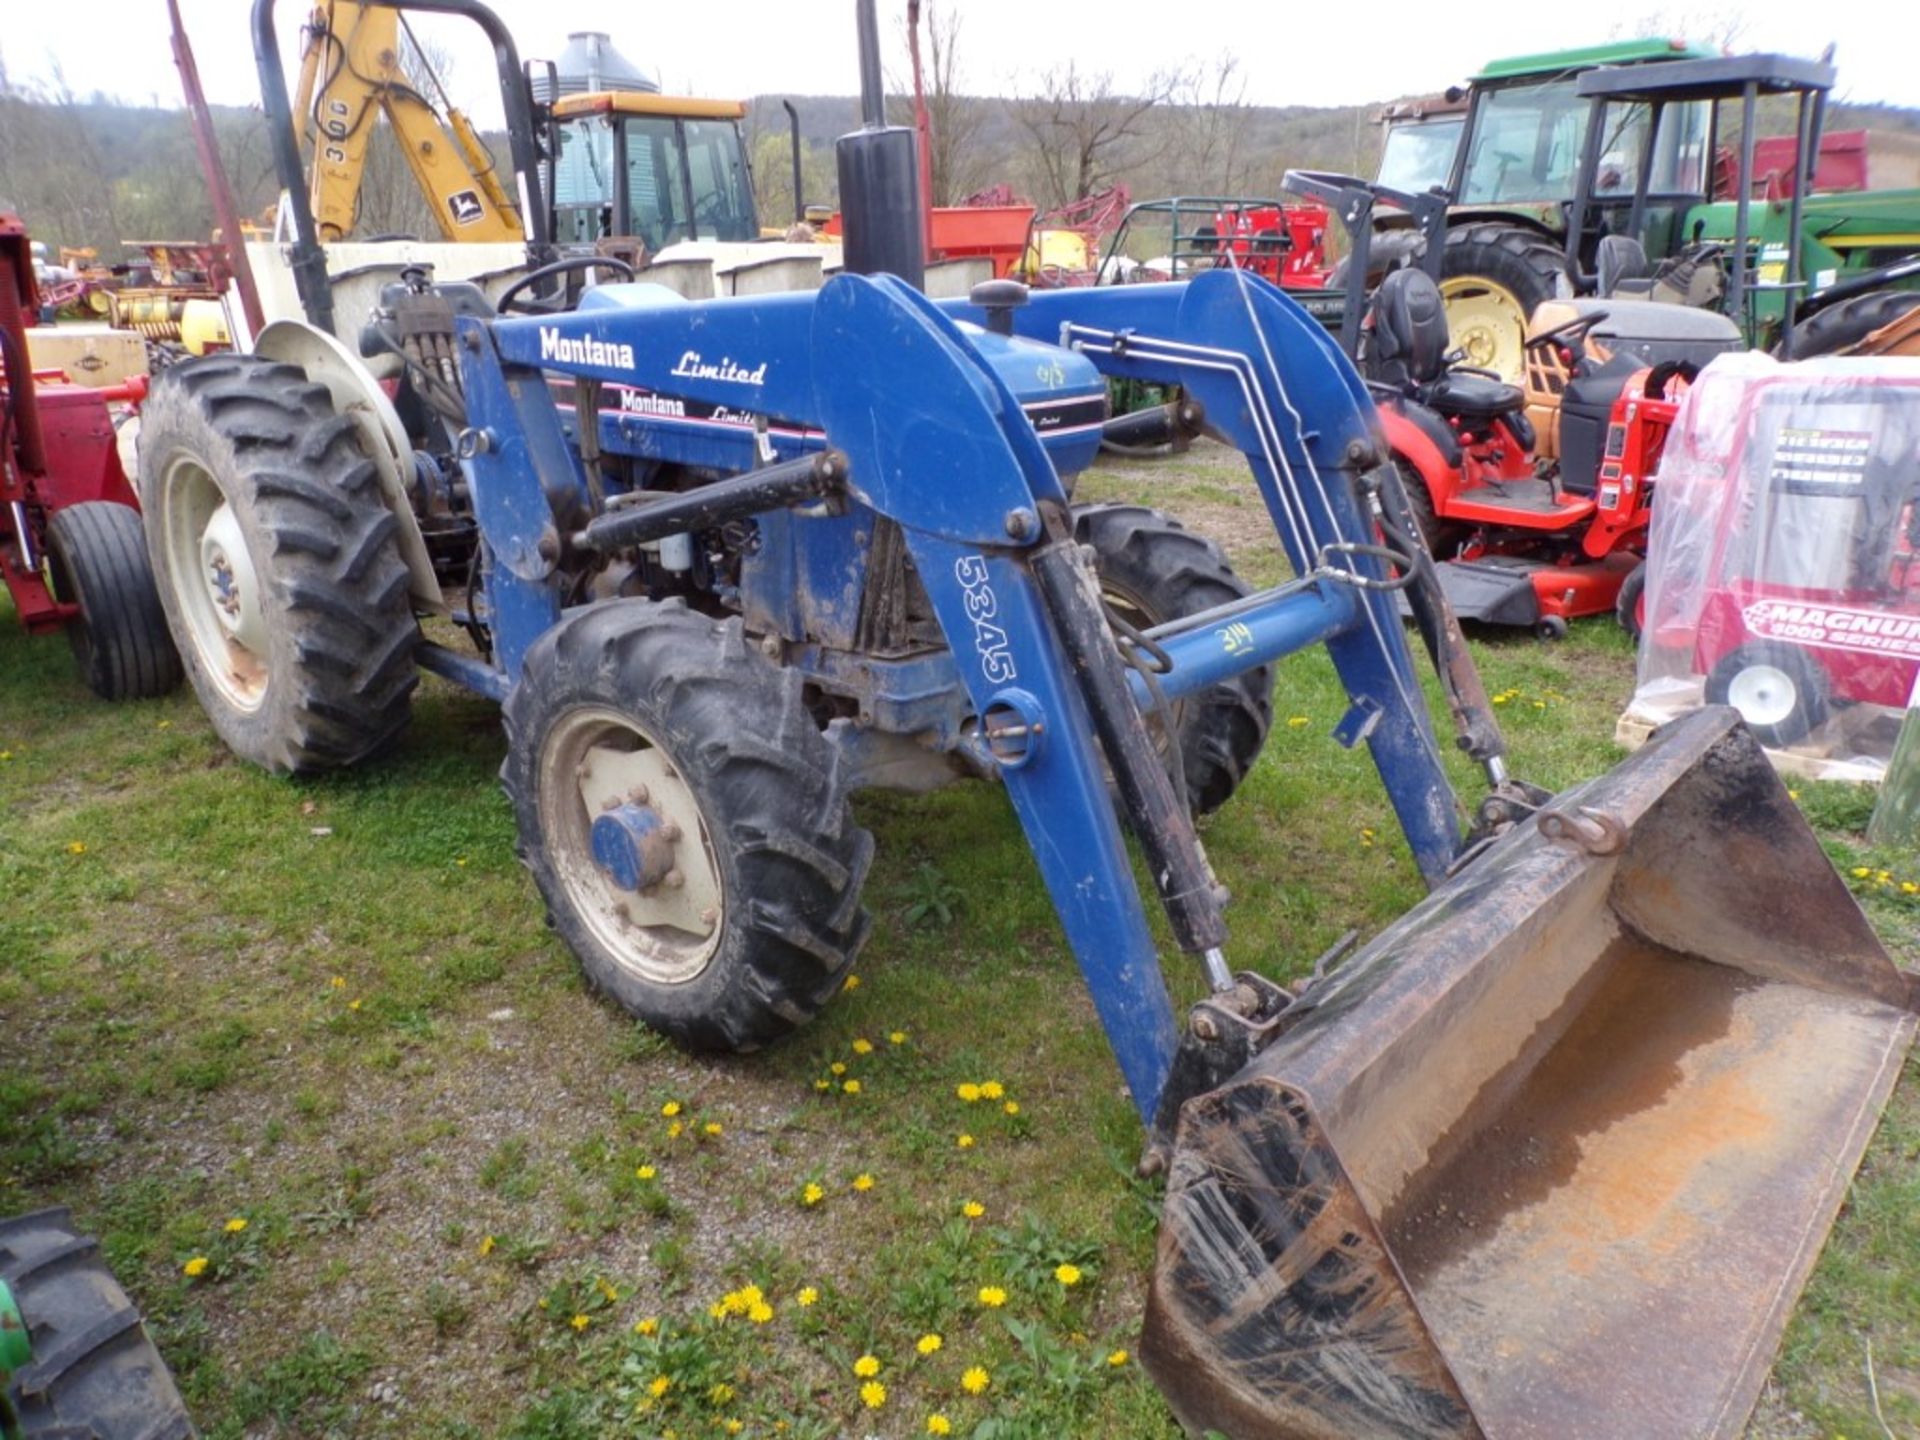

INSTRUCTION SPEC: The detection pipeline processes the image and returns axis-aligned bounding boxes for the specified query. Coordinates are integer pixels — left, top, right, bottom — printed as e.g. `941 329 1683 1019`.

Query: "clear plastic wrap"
1621 351 1920 782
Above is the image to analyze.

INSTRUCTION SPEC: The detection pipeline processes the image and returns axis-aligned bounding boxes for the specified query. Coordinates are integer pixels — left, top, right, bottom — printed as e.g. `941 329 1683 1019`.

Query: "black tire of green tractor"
1075 504 1273 813
1440 223 1570 364
43 502 183 700
138 356 417 775
1616 561 1648 642
1704 640 1831 749
0 1208 195 1439
1326 228 1427 291
1785 289 1920 359
502 600 875 1053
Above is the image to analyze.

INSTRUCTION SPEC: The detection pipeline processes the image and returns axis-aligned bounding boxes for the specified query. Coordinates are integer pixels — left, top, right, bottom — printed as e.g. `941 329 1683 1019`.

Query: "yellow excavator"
290 0 525 243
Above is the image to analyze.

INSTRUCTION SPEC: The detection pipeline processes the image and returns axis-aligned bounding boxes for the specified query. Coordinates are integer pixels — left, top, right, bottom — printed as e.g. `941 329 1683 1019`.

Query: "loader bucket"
1143 706 1918 1440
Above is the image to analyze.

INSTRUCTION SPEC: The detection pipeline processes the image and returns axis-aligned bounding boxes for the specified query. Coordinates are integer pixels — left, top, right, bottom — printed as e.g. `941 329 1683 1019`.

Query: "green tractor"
1376 40 1920 379
0 1209 193 1437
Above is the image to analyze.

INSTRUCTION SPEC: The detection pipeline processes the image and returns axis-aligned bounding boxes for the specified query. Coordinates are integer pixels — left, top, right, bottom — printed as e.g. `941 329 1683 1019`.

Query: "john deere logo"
448 190 485 227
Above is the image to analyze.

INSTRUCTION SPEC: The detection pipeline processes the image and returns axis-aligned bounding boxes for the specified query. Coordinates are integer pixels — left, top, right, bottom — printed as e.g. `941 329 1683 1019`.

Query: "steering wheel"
496 256 639 315
1525 309 1611 352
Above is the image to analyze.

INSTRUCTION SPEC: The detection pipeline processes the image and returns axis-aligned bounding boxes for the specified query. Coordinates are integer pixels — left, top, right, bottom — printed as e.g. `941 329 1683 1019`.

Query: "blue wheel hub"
589 803 676 893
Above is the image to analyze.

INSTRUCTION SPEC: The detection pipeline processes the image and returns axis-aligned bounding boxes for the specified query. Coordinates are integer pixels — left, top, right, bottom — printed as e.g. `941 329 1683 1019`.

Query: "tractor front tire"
43 501 183 700
1785 289 1920 359
138 356 417 775
503 600 874 1053
1076 504 1273 814
0 1208 195 1439
1440 223 1570 383
1705 641 1830 748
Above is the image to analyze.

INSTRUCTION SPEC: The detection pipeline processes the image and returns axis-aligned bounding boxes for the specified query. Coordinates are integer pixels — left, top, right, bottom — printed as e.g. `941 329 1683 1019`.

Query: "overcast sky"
2 0 1911 121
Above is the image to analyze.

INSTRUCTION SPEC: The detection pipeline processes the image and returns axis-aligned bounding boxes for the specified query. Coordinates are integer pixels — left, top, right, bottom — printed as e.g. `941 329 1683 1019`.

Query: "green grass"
0 445 1916 1437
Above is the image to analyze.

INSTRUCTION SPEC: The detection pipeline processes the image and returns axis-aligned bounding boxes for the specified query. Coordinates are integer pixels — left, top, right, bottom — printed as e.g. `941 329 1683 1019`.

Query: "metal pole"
1731 82 1758 339
782 100 805 223
855 0 886 130
170 0 266 339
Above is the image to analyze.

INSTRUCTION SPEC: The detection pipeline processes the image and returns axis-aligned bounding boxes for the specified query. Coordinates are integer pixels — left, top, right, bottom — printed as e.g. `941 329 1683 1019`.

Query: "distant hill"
3 81 1916 258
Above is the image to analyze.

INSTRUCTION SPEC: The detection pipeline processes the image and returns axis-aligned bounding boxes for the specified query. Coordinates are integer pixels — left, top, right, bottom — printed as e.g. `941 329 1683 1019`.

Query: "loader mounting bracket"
1141 971 1295 1176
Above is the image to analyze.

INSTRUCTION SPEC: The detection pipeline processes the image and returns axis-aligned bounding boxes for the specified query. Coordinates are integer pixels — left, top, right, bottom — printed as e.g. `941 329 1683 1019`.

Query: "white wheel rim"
537 706 725 986
1727 665 1798 728
157 454 270 713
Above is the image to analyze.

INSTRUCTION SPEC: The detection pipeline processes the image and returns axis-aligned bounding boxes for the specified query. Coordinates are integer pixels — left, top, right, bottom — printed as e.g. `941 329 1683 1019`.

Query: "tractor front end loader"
136 8 1917 1433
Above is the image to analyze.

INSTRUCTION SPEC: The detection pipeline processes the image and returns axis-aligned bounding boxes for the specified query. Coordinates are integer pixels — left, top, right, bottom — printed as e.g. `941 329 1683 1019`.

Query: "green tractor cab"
1379 40 1920 378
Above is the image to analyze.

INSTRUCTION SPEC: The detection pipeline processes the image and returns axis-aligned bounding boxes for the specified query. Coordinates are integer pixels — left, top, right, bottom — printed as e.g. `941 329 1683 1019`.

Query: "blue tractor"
134 3 1920 1435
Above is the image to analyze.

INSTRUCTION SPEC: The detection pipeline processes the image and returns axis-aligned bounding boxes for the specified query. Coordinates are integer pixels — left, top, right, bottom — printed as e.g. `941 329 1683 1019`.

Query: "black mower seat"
1368 268 1530 431
1422 372 1528 422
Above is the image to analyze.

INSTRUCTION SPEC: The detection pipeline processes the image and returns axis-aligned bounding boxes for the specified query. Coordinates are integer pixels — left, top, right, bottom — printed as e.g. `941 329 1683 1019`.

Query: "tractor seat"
1367 268 1529 428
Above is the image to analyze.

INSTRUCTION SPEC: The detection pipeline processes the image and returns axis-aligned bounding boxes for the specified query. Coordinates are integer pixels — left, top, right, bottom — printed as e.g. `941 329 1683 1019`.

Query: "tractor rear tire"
138 356 417 775
1785 289 1920 359
1439 223 1570 383
1705 641 1830 748
42 502 183 700
0 1208 195 1439
503 600 874 1053
1076 504 1273 814
1390 458 1467 559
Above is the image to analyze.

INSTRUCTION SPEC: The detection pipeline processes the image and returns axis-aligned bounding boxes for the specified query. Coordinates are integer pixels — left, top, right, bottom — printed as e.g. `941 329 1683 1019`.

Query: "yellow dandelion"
1904 882 1919 896
961 1200 984 1219
830 1062 848 1076
956 1083 982 1103
598 1278 619 1302
570 1313 591 1332
852 1173 875 1192
978 1286 1007 1308
813 1078 831 1091
329 975 346 989
649 1376 672 1399
634 1316 659 1336
860 1380 887 1409
1055 1263 1082 1287
961 1365 990 1395
708 1301 729 1321
802 1182 825 1207
65 841 86 855
348 998 362 1011
980 1081 1004 1100
661 1100 682 1117
747 1300 774 1324
1788 789 1801 801
636 1164 657 1181
666 1121 684 1139
956 1133 975 1149
703 1122 723 1137
843 1079 862 1095
917 1333 943 1356
725 1422 744 1436
1853 866 1872 878
852 1038 874 1055
224 1217 248 1234
1287 715 1309 727
182 1256 209 1278
927 1417 953 1436
796 1286 819 1307
853 1354 882 1378
1003 1101 1020 1116
1108 1349 1129 1367
889 1031 908 1045
844 974 861 991
478 1235 496 1256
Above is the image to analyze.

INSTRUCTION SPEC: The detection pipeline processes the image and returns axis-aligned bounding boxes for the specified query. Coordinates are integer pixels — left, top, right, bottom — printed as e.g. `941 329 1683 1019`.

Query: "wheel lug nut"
699 906 718 925
664 868 685 890
628 785 650 804
659 821 681 843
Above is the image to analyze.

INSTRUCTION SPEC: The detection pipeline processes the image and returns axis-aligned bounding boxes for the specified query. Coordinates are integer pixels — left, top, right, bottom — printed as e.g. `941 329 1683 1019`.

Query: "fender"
1376 401 1460 506
252 319 444 609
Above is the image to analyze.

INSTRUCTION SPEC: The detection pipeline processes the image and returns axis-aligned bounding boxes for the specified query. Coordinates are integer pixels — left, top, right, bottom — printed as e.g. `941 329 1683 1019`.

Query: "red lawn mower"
1 215 180 698
1652 367 1920 748
1364 268 1719 637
